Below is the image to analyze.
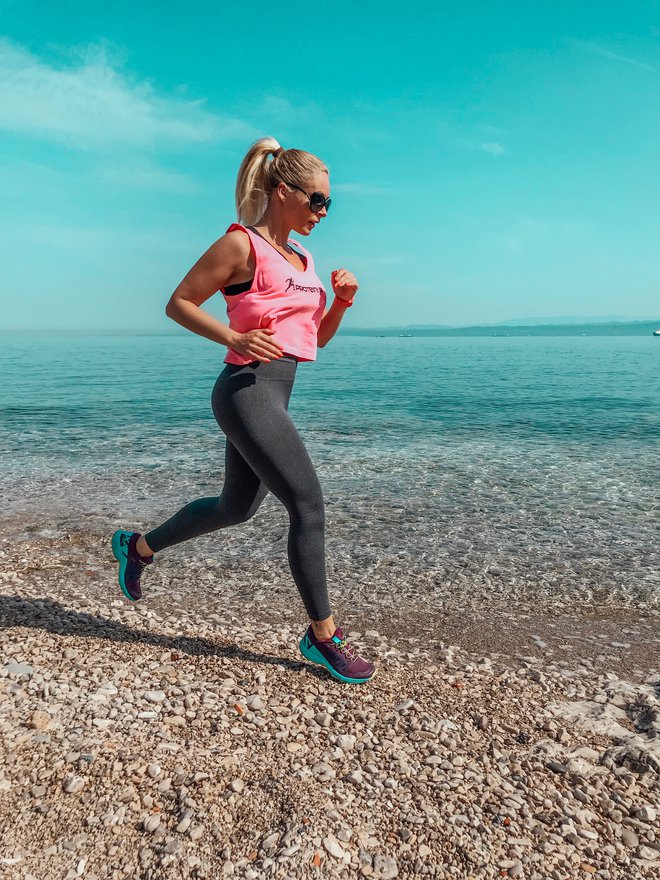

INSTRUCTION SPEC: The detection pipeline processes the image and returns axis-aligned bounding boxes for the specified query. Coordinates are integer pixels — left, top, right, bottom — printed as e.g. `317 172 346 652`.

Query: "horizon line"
2 317 660 334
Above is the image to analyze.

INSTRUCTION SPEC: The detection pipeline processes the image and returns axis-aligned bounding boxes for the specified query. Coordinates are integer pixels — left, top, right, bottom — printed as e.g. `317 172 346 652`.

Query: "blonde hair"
235 137 329 226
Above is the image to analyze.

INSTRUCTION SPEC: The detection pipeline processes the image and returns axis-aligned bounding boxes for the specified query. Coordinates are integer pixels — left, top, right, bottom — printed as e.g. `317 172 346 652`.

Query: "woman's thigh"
212 366 323 514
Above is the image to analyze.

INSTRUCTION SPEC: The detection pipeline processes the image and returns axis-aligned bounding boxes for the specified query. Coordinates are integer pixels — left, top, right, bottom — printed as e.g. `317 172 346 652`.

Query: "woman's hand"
331 268 358 303
229 328 285 363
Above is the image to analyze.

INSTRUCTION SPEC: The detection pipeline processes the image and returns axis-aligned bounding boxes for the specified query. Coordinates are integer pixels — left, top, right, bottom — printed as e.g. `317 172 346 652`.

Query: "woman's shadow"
0 594 318 676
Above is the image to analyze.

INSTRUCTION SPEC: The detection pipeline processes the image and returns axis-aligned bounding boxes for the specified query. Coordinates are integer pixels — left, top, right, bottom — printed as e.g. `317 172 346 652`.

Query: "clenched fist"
331 268 358 303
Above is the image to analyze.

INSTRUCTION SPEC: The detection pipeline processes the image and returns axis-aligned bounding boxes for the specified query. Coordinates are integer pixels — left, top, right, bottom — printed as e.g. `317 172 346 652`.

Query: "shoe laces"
130 550 152 570
336 636 358 662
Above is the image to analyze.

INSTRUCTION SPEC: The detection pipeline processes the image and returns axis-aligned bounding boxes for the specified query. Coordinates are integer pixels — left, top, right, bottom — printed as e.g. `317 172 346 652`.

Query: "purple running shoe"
299 625 376 684
111 529 153 601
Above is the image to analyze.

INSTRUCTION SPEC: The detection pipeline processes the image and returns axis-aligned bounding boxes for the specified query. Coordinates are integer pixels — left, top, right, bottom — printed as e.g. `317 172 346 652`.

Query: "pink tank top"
221 223 327 365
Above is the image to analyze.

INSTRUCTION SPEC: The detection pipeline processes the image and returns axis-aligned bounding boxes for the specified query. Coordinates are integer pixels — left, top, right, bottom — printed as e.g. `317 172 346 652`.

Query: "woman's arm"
165 232 248 347
318 298 350 348
166 231 285 363
318 268 358 348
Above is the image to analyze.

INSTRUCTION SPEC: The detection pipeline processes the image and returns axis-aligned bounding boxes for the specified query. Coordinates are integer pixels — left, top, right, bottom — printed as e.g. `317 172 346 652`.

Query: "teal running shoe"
111 530 153 601
299 625 376 684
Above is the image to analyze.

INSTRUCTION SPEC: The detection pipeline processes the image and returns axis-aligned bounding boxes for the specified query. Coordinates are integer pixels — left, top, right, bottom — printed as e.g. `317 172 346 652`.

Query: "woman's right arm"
165 232 284 363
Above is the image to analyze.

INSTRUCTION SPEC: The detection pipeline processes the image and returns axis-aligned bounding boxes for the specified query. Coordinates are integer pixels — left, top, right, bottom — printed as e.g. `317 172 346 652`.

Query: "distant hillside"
492 315 655 326
340 319 660 337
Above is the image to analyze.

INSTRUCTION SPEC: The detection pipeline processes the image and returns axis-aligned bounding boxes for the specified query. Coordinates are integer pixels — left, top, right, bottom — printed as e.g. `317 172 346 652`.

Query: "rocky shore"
0 529 658 879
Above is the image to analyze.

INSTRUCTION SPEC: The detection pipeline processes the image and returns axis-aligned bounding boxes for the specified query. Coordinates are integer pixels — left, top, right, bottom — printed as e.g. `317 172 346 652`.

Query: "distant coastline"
341 319 660 338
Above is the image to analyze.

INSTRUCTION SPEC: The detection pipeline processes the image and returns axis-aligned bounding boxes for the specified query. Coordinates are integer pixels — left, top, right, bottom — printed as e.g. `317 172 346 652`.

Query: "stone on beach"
142 690 166 703
62 775 85 794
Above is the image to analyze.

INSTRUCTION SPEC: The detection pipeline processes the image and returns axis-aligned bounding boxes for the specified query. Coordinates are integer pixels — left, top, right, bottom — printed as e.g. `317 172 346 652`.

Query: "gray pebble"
621 829 639 848
373 854 399 878
62 775 85 794
175 810 193 833
637 845 659 861
5 661 33 678
323 836 346 859
345 770 364 785
143 814 161 833
260 832 279 852
635 806 656 823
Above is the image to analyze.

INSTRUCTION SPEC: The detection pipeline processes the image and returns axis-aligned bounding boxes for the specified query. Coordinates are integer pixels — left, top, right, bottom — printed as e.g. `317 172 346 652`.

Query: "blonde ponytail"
235 137 329 225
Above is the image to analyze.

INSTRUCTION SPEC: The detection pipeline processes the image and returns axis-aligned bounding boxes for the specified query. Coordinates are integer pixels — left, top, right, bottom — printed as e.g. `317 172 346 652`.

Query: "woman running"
112 137 376 684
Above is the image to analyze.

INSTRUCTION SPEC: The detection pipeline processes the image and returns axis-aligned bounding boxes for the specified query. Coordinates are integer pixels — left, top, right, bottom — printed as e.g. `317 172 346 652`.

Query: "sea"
1 331 659 609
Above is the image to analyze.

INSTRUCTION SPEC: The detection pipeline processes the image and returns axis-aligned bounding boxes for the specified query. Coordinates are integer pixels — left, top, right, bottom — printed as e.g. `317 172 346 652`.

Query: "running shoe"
299 625 376 684
111 530 153 601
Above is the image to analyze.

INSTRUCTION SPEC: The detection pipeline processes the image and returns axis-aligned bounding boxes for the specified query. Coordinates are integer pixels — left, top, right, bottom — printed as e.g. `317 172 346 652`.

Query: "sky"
1 0 659 330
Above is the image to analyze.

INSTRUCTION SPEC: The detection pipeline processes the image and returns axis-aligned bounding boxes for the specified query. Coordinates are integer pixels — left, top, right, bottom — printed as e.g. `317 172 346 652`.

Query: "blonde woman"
112 138 376 684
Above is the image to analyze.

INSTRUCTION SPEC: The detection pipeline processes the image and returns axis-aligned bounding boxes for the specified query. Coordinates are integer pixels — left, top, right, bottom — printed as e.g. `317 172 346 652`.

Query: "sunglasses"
282 180 332 213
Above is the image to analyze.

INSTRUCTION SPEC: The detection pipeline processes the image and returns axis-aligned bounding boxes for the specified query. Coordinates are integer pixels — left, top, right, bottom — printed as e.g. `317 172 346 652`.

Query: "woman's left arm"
317 268 358 348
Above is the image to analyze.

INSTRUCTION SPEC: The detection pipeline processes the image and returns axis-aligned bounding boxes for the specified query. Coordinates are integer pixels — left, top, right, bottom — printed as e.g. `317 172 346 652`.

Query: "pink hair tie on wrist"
335 297 354 308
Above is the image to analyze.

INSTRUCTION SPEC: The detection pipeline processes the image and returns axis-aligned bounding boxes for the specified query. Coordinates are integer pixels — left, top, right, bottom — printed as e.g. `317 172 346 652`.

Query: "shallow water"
1 332 659 607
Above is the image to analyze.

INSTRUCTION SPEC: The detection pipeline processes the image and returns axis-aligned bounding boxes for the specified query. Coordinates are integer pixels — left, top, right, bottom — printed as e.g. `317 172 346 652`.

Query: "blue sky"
1 0 659 329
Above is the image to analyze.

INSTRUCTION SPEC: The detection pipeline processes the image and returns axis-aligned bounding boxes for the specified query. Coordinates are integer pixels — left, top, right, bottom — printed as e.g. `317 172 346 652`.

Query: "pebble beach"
1 526 658 880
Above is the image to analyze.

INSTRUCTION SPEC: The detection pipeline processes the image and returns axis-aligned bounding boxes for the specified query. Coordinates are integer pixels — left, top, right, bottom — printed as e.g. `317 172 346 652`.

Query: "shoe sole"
298 637 376 684
111 529 139 602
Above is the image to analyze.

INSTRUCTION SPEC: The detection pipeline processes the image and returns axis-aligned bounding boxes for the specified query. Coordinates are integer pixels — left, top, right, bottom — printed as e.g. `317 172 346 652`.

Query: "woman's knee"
221 500 264 526
289 490 325 529
198 493 264 528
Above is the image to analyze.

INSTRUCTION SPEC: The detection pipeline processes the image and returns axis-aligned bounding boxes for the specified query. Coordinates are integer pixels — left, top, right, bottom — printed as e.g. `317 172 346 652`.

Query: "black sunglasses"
282 180 332 213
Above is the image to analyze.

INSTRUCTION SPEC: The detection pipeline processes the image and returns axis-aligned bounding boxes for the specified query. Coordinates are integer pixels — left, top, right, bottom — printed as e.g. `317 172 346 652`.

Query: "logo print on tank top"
285 277 324 294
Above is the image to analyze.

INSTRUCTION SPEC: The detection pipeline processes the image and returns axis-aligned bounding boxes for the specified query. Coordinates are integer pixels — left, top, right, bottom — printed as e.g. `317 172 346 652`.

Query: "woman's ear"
275 181 288 204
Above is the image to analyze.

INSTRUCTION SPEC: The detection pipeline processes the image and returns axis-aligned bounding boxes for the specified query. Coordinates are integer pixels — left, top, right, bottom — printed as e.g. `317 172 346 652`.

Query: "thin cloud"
569 38 659 75
257 94 324 139
0 155 200 198
479 141 506 156
0 38 255 150
2 218 198 255
439 122 509 157
96 161 201 194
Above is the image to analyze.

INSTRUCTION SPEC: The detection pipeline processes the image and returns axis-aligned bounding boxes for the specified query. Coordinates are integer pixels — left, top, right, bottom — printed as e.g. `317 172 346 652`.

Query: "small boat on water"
654 329 660 336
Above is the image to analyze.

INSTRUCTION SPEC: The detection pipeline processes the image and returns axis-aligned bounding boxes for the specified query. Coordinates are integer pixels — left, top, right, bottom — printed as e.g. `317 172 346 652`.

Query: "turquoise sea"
1 331 659 608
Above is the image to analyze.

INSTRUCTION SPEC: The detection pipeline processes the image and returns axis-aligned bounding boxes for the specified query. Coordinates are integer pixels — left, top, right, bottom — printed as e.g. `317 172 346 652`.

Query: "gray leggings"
144 356 331 621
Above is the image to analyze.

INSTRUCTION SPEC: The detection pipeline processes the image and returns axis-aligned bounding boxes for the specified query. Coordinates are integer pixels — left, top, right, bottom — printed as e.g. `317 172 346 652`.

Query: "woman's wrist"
334 295 354 308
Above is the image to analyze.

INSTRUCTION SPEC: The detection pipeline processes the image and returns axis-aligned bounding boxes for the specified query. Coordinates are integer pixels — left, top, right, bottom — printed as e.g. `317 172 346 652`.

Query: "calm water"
1 332 659 605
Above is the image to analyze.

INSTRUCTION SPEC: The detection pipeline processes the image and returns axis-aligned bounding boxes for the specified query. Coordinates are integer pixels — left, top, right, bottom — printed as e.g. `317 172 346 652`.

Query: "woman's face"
284 171 330 236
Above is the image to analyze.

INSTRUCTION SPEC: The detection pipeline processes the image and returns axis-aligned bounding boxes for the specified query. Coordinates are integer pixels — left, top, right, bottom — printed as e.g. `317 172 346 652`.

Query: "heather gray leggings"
144 356 331 621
